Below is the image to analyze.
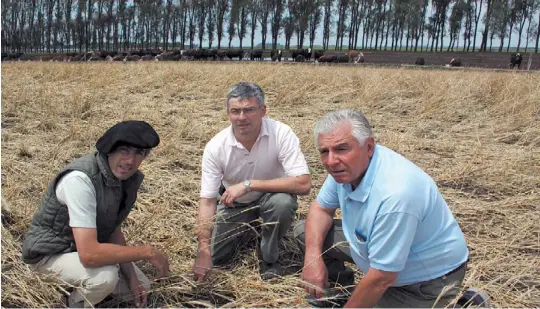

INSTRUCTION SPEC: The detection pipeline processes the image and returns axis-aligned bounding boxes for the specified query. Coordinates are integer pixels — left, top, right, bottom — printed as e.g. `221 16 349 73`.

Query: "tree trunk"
480 0 492 52
535 11 540 53
516 18 528 52
472 0 483 52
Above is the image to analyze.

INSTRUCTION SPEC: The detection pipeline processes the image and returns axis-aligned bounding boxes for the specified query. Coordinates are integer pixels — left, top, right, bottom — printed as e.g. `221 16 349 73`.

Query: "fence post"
527 52 532 71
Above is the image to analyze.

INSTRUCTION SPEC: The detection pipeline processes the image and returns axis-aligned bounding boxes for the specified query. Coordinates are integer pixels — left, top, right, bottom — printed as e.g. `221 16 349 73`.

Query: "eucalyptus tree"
479 0 493 51
448 0 467 51
390 0 406 50
248 0 259 48
194 0 207 48
308 0 323 48
335 0 349 50
259 0 271 48
430 0 453 52
282 15 294 49
228 0 238 47
535 8 540 52
321 0 334 49
215 0 229 48
236 0 249 48
487 0 510 52
462 0 473 50
270 0 284 49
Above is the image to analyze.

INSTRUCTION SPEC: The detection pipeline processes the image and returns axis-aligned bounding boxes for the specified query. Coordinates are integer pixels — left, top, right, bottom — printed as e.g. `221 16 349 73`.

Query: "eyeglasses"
228 106 259 116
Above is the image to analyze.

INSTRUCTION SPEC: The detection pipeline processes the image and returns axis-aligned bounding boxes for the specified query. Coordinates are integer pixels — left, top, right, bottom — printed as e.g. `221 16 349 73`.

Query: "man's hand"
128 277 148 308
148 247 170 278
220 183 247 207
301 255 329 298
193 251 213 282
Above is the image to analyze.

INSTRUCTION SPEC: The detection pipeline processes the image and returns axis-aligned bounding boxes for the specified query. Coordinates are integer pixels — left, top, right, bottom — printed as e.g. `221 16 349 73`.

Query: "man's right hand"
148 247 170 278
301 255 329 298
193 251 213 282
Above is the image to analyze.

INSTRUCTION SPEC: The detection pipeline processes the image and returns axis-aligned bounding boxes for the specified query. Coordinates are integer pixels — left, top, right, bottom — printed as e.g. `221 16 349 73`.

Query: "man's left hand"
128 277 148 308
221 183 248 207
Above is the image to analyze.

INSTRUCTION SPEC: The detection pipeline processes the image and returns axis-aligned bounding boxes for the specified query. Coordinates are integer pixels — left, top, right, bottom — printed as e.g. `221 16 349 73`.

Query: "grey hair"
314 109 373 147
226 82 265 108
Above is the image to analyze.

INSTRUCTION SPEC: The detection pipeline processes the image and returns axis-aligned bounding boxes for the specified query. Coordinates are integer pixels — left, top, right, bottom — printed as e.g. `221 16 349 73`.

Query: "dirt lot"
1 62 539 307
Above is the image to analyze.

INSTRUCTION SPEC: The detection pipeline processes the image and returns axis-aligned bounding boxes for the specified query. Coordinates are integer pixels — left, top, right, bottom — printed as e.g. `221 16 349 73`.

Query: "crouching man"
295 110 470 308
21 120 170 308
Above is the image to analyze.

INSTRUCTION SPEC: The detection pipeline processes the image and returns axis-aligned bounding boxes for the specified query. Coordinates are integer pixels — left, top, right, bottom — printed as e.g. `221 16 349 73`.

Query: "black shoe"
305 285 354 308
260 261 284 280
456 288 491 308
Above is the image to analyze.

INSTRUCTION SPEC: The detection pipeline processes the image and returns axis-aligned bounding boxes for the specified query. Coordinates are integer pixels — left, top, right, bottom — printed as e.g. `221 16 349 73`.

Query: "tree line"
2 0 540 54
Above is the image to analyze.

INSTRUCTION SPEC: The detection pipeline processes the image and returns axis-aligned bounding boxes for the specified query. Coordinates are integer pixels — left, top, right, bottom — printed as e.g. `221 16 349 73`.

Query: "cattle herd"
0 48 527 69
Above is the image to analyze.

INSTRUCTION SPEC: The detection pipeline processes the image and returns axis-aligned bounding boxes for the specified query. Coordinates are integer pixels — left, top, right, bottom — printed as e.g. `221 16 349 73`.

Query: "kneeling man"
295 109 469 308
22 120 170 308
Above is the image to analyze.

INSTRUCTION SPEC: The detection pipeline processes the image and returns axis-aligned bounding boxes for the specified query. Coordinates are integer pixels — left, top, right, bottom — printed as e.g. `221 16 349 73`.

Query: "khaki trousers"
31 252 151 308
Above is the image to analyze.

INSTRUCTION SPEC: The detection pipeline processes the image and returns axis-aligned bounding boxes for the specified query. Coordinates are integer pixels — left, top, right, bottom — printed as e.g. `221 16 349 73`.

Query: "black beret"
96 120 160 154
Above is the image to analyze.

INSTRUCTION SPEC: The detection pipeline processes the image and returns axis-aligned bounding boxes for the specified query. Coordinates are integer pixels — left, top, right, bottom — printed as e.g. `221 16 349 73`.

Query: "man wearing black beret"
21 120 169 308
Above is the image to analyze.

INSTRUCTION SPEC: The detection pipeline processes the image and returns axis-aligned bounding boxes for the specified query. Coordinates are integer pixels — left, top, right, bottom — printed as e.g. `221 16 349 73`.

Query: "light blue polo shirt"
317 144 469 286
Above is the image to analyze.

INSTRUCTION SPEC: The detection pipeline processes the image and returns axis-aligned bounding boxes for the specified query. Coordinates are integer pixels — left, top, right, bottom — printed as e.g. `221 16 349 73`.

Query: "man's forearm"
304 204 334 259
250 175 311 195
197 198 217 254
344 268 397 308
81 242 153 268
108 228 138 282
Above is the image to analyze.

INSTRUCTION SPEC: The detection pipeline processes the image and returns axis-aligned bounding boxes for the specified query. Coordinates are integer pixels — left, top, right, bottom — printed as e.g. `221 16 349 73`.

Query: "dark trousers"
211 192 298 265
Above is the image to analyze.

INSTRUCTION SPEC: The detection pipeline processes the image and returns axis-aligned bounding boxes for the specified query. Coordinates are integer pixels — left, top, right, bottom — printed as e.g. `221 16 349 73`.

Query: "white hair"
314 109 373 148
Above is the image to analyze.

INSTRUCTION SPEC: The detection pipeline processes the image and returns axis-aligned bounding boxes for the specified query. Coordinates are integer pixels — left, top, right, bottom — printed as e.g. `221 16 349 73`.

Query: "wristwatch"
243 180 251 193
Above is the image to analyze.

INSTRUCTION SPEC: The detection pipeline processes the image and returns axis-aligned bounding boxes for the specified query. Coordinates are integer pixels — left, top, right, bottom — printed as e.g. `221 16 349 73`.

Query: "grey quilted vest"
21 151 144 264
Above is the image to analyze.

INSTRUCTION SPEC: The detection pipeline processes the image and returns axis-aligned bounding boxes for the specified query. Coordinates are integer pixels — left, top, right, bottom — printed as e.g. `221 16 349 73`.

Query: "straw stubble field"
1 62 539 308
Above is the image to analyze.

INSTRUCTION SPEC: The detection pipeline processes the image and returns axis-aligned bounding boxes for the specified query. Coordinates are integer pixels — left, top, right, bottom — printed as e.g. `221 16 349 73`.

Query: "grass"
1 62 539 308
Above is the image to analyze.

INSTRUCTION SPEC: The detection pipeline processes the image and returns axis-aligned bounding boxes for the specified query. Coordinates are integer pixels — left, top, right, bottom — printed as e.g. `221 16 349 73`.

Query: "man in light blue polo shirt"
294 109 470 308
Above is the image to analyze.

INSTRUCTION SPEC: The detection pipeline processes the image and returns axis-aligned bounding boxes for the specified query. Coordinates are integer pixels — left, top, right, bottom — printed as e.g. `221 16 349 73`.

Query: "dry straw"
1 62 539 307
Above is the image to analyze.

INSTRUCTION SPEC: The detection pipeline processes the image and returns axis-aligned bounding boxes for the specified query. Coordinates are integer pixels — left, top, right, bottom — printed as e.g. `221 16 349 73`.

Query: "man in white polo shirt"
193 82 312 281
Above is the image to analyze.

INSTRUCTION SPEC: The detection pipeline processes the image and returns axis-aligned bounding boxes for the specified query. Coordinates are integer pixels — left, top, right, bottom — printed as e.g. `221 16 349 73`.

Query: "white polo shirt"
200 117 310 203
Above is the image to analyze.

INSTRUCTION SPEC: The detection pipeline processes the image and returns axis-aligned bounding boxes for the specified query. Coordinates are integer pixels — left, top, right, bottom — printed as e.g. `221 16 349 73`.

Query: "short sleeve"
56 171 97 228
200 143 224 198
277 127 310 177
316 174 340 209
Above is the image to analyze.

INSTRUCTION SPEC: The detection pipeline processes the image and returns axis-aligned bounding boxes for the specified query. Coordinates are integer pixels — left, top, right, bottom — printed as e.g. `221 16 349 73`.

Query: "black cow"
247 49 263 61
216 50 229 60
181 49 213 60
336 54 350 63
271 49 282 62
226 49 244 61
313 50 325 61
291 48 312 61
415 57 425 65
1 52 23 61
295 54 306 62
510 53 523 69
